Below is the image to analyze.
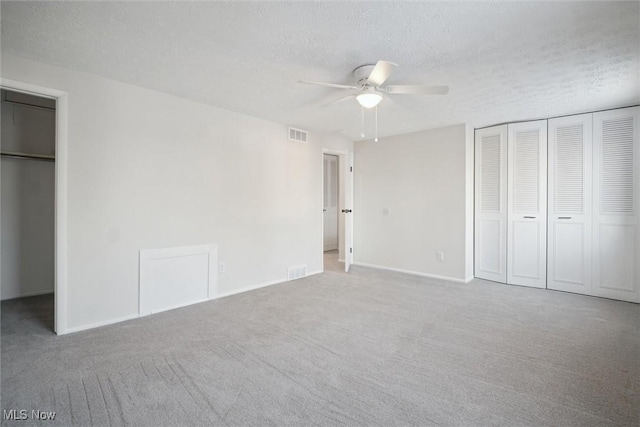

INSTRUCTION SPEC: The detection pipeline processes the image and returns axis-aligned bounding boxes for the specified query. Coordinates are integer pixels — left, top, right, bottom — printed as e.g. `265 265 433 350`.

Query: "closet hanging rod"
2 99 56 111
1 151 55 162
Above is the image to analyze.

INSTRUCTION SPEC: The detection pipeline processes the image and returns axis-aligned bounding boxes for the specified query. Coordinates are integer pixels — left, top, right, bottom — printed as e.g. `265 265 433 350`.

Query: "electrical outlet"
218 262 226 273
436 251 444 262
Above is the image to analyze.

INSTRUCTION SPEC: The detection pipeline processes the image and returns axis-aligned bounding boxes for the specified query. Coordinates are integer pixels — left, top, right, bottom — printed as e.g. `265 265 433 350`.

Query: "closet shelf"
1 151 55 162
2 99 56 111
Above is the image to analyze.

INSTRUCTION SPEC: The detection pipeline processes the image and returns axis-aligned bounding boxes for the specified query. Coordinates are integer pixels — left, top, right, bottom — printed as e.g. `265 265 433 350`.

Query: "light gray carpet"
2 266 639 426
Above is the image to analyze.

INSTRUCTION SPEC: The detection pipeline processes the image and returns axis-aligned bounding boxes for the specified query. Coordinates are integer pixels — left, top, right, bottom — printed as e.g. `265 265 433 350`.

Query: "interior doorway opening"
323 154 339 250
322 149 353 273
1 89 56 332
323 154 341 272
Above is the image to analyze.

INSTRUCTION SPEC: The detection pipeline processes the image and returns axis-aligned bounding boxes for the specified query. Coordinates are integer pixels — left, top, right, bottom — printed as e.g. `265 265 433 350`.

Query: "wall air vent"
288 127 308 143
287 265 307 281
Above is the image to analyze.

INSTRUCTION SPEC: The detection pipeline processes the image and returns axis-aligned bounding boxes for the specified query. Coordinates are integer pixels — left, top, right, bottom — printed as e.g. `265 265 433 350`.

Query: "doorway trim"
1 78 68 335
322 148 350 272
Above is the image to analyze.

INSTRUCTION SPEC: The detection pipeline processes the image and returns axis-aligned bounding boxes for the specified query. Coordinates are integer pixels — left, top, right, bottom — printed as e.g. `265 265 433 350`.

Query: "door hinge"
350 248 352 253
350 166 353 172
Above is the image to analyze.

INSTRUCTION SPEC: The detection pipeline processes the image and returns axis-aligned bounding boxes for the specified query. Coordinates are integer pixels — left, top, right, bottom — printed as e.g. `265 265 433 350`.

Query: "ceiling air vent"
288 127 308 143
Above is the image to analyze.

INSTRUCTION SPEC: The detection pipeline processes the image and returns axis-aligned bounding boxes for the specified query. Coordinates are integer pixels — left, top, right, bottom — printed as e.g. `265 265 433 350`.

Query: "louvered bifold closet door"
474 125 508 282
507 121 547 288
592 107 640 303
547 114 593 295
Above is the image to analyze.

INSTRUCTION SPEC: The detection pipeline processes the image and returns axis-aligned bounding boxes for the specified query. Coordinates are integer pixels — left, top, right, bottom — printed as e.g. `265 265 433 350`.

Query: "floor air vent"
287 265 307 281
288 127 308 143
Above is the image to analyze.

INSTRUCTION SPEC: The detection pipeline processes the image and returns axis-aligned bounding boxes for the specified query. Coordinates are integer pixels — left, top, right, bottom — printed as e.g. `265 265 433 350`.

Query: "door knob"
342 209 352 213
323 209 327 212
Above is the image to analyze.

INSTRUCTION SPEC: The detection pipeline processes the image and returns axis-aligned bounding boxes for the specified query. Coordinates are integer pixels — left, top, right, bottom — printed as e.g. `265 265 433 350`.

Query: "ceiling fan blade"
386 85 449 95
325 94 357 106
298 80 358 90
367 60 398 87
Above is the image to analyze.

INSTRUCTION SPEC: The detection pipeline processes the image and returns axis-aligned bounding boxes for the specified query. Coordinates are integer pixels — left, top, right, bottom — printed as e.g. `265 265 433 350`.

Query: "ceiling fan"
298 60 449 109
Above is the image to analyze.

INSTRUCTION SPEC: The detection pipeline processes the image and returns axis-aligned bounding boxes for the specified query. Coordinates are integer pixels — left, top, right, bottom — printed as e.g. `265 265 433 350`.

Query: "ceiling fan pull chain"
374 105 379 142
360 107 365 138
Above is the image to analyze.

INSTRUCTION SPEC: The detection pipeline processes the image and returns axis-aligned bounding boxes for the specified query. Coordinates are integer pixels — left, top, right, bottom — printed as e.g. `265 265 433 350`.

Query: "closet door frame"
1 78 69 334
592 106 640 303
507 120 548 289
547 113 593 295
474 125 508 283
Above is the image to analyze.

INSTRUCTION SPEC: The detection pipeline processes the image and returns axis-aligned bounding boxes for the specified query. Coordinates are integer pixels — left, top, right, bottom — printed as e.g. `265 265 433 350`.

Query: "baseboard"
215 278 284 299
213 270 322 300
338 259 345 263
150 298 209 315
62 270 323 335
1 288 54 301
465 276 475 283
64 313 140 335
352 262 468 283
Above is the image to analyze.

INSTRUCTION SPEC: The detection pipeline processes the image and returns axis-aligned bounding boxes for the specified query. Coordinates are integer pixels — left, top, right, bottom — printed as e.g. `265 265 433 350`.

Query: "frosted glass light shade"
356 92 382 109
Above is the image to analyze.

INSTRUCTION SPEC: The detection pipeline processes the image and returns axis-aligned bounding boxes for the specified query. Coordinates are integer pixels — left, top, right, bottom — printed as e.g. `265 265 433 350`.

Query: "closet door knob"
523 216 536 219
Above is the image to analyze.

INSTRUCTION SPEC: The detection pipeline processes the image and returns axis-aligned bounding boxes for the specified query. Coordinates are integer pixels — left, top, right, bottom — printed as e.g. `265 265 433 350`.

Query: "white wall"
1 95 56 299
353 124 473 281
1 54 352 332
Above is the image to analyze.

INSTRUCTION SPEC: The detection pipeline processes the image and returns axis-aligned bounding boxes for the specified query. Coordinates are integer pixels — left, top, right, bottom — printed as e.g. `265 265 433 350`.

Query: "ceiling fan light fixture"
356 92 383 109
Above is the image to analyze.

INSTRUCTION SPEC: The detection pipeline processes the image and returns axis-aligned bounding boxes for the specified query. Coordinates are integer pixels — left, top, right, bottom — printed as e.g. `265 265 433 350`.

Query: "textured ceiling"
2 1 639 140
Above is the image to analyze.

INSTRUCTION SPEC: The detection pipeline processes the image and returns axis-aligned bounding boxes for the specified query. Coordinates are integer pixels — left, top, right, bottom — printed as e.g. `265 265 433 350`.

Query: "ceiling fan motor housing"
353 64 377 87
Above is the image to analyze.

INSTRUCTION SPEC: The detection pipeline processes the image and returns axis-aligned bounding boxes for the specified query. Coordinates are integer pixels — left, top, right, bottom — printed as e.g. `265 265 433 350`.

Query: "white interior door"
323 154 339 251
344 153 354 272
507 120 547 288
474 125 508 283
547 114 593 295
592 107 640 303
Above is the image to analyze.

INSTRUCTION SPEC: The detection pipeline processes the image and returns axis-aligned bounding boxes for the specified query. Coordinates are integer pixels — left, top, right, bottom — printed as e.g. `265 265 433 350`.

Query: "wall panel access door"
507 120 547 288
592 107 640 303
547 114 593 295
474 125 508 282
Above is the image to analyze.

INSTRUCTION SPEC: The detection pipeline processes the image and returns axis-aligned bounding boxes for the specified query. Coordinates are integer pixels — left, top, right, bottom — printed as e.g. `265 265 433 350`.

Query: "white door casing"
507 120 548 288
547 114 593 295
1 78 68 335
592 107 640 303
474 125 508 283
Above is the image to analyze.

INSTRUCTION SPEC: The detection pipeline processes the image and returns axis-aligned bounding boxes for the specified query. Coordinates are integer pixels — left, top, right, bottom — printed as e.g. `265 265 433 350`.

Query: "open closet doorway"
1 89 57 333
322 149 353 273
